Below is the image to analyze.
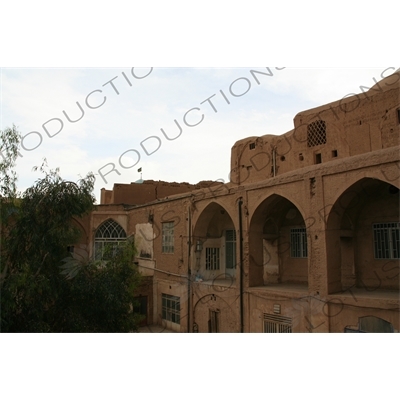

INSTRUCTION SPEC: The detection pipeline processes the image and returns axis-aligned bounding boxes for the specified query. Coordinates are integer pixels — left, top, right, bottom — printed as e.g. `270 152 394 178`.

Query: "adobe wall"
192 283 240 333
327 299 399 333
247 288 313 333
100 189 113 204
77 151 399 332
231 74 400 185
100 180 221 205
73 72 399 333
134 276 154 327
128 196 191 332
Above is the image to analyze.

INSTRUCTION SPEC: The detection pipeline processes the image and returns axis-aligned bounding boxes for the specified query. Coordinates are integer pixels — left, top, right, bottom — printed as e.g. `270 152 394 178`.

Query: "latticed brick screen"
307 120 327 147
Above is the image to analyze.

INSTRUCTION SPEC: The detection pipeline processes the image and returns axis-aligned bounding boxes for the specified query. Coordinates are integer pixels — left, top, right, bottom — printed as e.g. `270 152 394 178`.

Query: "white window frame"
290 227 308 258
225 229 236 270
162 294 180 324
94 219 127 260
206 247 220 270
162 222 174 253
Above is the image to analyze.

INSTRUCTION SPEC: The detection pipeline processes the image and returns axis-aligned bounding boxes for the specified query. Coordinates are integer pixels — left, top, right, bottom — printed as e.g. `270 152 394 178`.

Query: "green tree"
1 126 142 332
0 124 20 199
0 124 21 288
59 241 142 332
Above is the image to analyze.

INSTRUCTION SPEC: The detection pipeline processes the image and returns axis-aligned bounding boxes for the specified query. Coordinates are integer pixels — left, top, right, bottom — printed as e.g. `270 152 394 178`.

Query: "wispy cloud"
2 67 395 202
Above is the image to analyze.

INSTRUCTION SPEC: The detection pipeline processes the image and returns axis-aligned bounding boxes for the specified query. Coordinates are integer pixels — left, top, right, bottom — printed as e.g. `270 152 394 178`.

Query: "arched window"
94 219 127 260
345 316 394 333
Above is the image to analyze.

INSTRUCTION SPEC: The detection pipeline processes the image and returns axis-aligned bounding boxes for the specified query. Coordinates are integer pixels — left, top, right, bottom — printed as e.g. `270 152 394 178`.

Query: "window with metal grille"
225 230 236 269
162 294 180 324
307 120 327 147
206 248 220 270
94 219 127 260
373 222 400 259
162 222 174 253
263 314 292 333
290 228 308 258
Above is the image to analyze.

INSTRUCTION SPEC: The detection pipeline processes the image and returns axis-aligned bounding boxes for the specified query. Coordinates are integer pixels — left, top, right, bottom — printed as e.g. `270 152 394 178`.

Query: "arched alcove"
249 194 309 287
326 178 399 293
193 203 237 282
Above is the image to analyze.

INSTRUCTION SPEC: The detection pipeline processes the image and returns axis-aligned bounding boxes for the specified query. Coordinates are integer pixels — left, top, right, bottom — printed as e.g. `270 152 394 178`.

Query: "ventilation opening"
307 120 327 147
249 143 256 150
315 153 322 164
332 150 338 158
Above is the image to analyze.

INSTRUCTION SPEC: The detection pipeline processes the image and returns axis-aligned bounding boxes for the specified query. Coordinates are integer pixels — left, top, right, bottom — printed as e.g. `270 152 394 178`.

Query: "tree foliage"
1 126 142 332
0 124 20 199
57 242 142 333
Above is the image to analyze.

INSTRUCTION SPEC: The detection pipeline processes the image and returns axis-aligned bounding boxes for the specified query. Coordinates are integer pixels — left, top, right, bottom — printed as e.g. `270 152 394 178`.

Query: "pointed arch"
248 194 309 287
192 202 237 281
95 219 127 239
94 219 127 260
326 178 399 293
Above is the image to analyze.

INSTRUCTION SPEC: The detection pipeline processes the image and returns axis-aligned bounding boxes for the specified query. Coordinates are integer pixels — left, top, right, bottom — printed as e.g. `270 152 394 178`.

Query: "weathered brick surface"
75 74 400 333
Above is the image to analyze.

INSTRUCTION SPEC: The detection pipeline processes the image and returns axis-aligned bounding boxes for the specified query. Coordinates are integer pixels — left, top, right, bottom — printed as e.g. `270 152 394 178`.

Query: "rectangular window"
162 294 180 324
94 241 123 261
373 222 400 259
162 222 174 253
263 314 292 333
209 310 219 333
290 228 308 258
206 248 220 270
225 230 236 269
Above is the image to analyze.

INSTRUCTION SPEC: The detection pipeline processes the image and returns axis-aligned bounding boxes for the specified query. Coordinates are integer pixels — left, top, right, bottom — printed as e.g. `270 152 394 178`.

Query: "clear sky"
2 67 397 202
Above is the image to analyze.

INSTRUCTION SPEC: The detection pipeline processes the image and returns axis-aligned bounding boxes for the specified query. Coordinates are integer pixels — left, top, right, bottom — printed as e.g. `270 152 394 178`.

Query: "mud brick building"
73 73 400 333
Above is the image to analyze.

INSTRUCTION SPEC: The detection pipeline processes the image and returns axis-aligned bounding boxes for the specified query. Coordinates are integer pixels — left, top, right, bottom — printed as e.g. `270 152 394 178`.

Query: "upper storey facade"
230 73 400 185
